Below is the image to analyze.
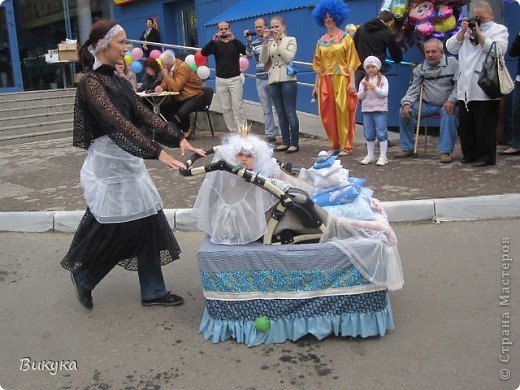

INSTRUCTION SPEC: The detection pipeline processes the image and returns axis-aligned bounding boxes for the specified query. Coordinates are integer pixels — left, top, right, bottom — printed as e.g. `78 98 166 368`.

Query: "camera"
245 31 257 37
467 17 481 29
219 33 229 39
466 17 481 45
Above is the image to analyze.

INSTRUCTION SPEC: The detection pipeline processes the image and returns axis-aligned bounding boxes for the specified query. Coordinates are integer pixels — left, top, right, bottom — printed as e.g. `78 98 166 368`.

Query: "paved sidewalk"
1 99 519 231
1 221 519 389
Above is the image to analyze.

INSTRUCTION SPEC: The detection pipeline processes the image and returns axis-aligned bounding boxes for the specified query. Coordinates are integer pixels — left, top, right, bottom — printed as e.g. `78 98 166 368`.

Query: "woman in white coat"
446 0 508 167
260 16 300 154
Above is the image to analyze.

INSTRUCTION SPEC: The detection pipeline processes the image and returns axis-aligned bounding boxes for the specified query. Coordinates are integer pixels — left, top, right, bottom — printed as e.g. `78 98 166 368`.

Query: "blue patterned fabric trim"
205 290 388 321
199 293 394 346
200 266 368 294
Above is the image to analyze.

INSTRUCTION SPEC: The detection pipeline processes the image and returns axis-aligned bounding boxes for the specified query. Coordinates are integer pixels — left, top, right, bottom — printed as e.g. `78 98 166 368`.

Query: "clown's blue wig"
312 0 350 28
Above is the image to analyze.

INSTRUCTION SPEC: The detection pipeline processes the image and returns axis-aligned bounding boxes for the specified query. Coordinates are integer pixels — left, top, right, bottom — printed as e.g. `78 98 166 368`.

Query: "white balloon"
196 65 211 80
185 54 195 65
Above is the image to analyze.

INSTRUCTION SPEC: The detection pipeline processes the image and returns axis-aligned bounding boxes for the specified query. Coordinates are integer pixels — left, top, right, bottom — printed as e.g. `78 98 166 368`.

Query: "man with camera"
201 21 247 132
244 18 279 142
446 0 509 167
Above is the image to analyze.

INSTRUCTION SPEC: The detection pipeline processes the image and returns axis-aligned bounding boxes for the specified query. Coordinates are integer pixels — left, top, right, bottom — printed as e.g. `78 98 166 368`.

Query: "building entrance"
163 0 198 58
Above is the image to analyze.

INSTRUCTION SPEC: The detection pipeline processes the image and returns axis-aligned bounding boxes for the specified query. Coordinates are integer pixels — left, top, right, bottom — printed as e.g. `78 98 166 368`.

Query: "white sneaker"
376 156 388 166
360 155 376 165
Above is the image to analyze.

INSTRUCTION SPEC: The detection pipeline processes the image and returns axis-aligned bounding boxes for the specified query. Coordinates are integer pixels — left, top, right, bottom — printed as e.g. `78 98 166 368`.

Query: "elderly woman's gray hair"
159 50 176 65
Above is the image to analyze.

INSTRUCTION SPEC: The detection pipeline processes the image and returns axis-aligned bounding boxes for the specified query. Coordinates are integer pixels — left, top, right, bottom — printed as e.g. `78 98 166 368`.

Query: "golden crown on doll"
237 122 252 138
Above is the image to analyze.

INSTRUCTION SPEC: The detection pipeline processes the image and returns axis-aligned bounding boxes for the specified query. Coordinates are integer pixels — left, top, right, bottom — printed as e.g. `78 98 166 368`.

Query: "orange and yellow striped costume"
313 30 361 153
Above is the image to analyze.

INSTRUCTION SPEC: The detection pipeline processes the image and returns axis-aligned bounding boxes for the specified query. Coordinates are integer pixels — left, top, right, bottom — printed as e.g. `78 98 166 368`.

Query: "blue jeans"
74 253 167 301
256 78 278 137
399 101 457 153
363 112 388 142
269 80 299 147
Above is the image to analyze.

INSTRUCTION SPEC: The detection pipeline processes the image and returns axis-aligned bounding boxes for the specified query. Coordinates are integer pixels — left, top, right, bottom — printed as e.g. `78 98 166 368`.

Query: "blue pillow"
311 177 366 206
322 188 376 221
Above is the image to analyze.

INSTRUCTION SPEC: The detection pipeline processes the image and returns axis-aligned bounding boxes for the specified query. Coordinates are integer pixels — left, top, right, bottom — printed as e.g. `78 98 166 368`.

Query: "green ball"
255 316 270 332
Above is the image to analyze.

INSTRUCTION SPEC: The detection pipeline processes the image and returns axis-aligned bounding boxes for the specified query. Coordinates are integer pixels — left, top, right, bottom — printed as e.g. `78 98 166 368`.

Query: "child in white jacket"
357 56 389 166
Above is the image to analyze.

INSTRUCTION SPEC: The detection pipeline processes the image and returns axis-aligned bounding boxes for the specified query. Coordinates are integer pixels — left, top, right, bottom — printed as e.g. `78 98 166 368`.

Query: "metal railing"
126 39 315 88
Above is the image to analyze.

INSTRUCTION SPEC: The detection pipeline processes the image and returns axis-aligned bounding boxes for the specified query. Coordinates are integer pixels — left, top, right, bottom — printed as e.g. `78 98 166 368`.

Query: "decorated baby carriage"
180 132 403 347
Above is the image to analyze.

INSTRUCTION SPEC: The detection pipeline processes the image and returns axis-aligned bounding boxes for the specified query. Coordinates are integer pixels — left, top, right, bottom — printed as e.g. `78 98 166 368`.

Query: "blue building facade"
114 0 520 126
2 0 519 126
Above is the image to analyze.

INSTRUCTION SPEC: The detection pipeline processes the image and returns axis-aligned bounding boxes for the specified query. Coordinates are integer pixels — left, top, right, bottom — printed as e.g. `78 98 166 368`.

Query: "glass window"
14 0 108 90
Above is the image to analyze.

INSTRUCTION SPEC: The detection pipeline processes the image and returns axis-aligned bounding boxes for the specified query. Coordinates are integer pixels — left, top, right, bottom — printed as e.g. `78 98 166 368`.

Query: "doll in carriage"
181 126 403 346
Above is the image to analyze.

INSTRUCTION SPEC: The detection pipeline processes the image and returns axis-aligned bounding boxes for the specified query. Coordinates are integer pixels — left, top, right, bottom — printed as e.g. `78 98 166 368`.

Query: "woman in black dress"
61 19 204 310
139 18 161 57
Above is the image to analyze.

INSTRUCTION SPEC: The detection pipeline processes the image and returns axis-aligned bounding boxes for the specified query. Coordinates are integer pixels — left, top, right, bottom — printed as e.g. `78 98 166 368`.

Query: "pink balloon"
149 49 161 59
131 47 143 61
239 57 249 72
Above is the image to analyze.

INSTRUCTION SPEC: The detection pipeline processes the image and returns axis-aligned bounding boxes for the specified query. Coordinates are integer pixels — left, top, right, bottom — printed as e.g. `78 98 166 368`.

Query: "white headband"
94 24 123 53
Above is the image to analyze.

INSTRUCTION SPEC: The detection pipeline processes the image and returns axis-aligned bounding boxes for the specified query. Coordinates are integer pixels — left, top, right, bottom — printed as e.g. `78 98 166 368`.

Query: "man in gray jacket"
395 38 458 163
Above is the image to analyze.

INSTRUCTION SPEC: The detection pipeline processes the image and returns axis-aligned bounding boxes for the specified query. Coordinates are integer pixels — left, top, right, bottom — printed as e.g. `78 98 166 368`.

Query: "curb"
1 194 519 233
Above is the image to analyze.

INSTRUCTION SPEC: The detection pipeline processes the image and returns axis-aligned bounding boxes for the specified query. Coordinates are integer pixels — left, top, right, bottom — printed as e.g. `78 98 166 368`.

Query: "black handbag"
477 42 503 99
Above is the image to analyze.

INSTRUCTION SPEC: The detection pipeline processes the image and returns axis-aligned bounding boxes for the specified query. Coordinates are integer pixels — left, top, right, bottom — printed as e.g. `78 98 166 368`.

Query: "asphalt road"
0 219 519 390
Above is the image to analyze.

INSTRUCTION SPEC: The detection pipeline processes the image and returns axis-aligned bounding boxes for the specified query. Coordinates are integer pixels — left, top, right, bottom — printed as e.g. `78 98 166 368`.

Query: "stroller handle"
179 146 219 176
178 145 285 198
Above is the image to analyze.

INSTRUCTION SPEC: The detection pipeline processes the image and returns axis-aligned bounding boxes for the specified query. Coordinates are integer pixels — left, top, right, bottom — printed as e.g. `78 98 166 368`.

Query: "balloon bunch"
408 0 461 40
379 0 467 52
185 50 211 80
125 47 144 73
125 47 165 74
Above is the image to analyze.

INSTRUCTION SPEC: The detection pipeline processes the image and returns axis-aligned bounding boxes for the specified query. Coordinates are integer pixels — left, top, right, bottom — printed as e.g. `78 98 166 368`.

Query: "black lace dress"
61 65 184 272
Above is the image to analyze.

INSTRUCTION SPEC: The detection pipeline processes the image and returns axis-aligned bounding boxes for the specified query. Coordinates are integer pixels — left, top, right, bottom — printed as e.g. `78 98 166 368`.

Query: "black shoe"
499 148 520 156
461 157 476 164
472 160 494 167
142 292 184 307
274 145 289 152
70 273 93 310
267 136 277 142
285 146 299 154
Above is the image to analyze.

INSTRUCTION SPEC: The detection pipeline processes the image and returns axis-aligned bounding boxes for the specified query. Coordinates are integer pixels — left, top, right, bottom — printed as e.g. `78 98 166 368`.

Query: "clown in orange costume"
312 0 361 156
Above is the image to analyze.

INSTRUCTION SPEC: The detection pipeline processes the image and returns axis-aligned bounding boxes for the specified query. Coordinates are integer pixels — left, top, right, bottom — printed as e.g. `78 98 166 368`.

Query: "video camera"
245 31 257 37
